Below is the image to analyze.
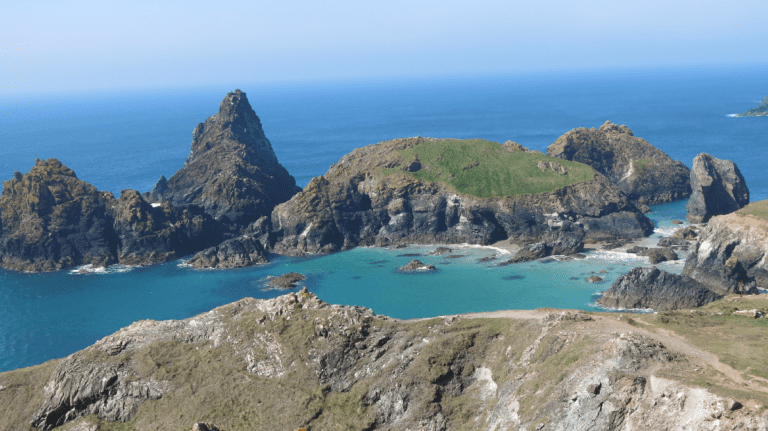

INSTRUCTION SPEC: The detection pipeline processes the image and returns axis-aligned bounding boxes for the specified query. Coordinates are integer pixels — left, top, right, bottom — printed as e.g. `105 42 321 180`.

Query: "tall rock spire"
146 89 300 229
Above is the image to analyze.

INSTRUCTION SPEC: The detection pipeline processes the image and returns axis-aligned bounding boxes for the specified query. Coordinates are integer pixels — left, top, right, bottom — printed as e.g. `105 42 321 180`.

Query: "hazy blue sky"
2 0 767 94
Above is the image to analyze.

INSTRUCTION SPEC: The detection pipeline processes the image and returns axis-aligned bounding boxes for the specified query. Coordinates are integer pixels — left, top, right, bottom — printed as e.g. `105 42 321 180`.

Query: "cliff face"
686 153 749 224
684 211 767 293
597 266 722 311
0 159 116 271
2 290 767 431
0 160 223 271
145 89 301 229
267 137 652 257
547 121 691 206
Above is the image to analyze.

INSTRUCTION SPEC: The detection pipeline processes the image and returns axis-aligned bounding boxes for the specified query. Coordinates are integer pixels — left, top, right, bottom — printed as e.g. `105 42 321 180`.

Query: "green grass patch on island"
378 139 595 198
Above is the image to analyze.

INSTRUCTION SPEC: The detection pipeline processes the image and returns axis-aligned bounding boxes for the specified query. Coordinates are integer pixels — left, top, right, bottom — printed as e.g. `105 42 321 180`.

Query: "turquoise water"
1 64 766 372
0 200 687 372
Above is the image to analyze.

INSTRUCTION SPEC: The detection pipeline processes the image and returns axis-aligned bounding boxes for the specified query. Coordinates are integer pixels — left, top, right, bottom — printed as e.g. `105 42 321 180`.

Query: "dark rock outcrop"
547 121 691 205
268 137 652 257
398 259 436 271
0 159 116 271
683 213 764 294
145 89 300 229
0 159 222 272
598 266 722 311
267 272 306 288
187 235 268 269
657 237 689 248
686 153 749 223
502 233 585 264
109 190 222 266
626 247 679 264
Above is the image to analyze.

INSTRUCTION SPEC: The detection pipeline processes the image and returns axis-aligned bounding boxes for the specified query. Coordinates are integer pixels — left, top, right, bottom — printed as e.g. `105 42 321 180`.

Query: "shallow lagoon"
0 199 688 372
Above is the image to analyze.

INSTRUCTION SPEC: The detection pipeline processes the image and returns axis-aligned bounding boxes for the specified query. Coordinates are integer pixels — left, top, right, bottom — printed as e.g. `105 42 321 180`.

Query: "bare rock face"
684 213 765 293
268 137 652 257
0 159 117 271
547 121 691 205
598 266 722 311
686 153 749 223
110 190 222 266
0 160 223 272
187 235 268 269
145 89 300 229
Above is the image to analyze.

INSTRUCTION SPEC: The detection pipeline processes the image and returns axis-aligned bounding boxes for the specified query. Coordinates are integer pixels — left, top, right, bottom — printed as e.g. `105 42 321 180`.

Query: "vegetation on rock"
736 96 768 117
378 138 594 198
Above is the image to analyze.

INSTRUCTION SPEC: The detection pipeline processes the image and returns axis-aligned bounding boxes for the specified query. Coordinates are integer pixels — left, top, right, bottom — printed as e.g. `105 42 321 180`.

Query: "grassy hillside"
737 199 768 221
378 138 595 198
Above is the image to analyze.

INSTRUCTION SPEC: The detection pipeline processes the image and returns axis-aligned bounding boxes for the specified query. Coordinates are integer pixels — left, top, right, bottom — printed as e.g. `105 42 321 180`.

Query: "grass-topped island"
264 136 653 257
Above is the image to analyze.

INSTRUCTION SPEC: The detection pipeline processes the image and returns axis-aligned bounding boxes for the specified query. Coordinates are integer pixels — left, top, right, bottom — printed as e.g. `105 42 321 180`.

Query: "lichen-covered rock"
547 121 691 205
0 159 117 271
684 213 765 293
145 89 300 229
268 137 652 257
686 153 749 223
598 266 722 311
0 160 223 272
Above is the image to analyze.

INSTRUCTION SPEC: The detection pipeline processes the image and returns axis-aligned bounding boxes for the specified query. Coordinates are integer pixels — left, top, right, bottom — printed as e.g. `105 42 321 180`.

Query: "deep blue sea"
0 64 766 372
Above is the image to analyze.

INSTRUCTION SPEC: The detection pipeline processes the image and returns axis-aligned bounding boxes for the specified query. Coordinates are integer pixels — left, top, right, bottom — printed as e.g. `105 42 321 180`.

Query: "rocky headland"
144 89 301 230
263 136 652 259
2 289 768 431
686 153 750 223
735 96 768 117
0 160 221 271
547 121 691 207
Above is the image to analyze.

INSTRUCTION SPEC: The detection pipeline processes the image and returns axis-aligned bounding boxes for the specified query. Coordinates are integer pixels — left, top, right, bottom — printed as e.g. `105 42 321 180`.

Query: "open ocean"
0 64 766 372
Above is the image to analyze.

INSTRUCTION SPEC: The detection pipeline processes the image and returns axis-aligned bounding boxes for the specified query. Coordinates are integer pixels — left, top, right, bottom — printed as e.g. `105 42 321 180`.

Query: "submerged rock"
547 121 691 205
686 153 749 223
598 266 722 311
145 89 300 230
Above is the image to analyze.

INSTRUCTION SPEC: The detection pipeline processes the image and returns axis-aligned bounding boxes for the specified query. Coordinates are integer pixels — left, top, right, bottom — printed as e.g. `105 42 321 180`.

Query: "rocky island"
547 121 691 207
735 96 768 117
263 136 652 259
2 288 768 430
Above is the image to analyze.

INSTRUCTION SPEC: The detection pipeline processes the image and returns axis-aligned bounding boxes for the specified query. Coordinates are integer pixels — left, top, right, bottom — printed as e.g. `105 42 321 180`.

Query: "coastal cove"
1 64 767 375
0 200 687 373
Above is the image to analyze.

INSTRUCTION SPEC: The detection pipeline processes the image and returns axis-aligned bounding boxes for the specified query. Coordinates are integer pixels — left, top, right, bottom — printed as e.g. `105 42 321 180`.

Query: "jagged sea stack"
547 121 691 206
0 159 116 271
686 153 749 223
145 89 301 229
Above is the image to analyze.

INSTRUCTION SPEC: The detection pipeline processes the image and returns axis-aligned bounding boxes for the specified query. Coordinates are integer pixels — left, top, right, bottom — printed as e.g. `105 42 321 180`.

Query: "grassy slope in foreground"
377 138 595 198
738 199 768 221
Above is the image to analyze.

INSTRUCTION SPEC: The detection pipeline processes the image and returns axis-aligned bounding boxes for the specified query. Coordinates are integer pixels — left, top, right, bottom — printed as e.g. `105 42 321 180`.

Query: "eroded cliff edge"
260 136 652 257
2 289 768 431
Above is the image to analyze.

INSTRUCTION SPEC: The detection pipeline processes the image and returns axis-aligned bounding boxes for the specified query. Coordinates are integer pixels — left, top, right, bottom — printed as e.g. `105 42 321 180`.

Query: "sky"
1 0 767 95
